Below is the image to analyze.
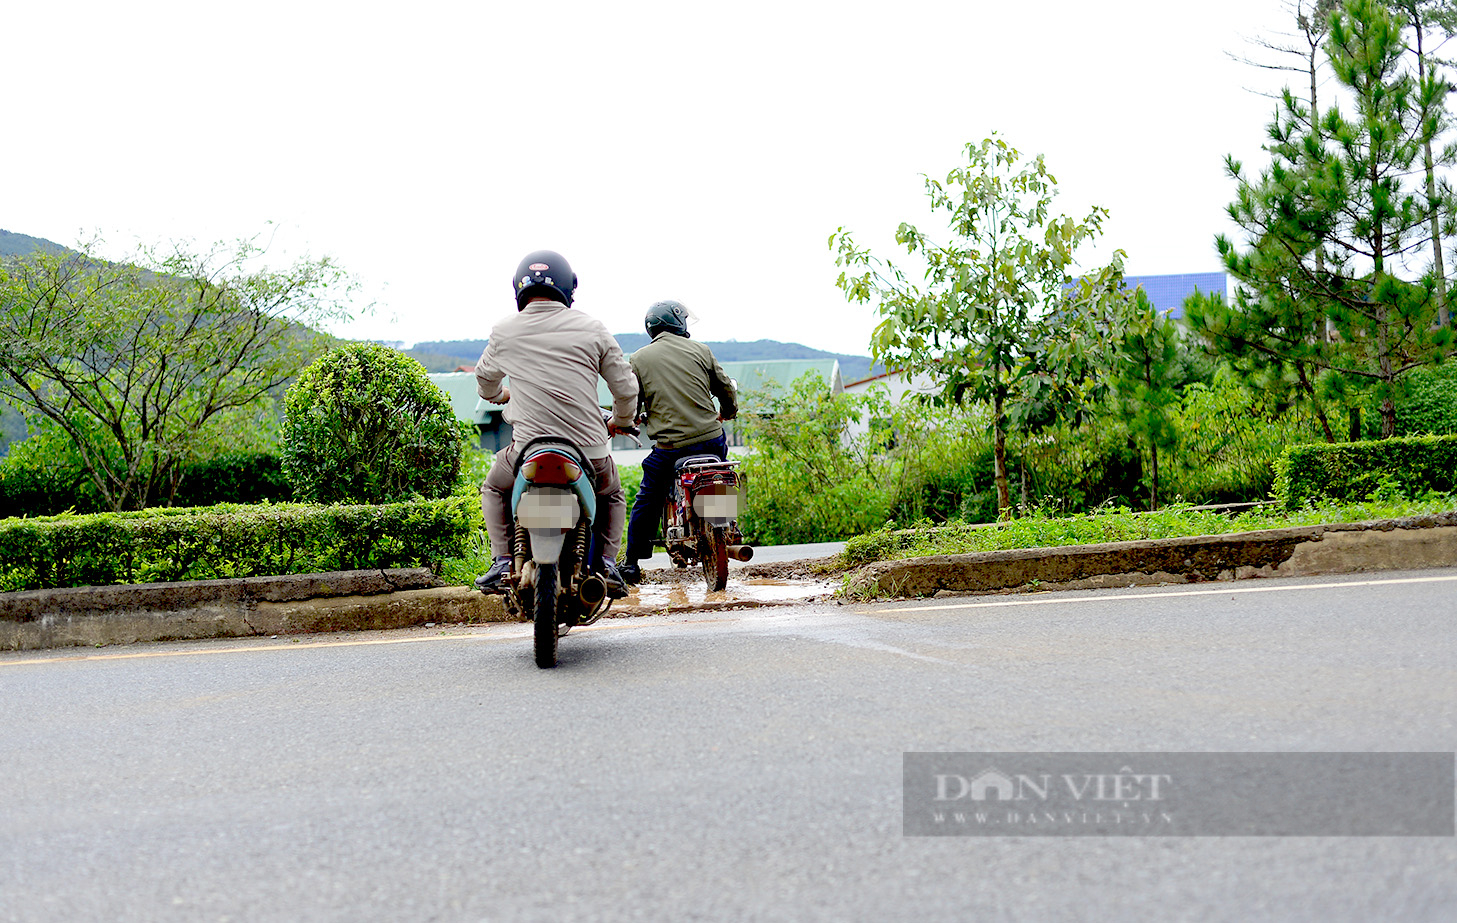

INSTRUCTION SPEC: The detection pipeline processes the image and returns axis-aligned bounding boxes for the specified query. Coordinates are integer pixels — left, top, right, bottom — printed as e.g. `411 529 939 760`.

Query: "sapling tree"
831 135 1122 513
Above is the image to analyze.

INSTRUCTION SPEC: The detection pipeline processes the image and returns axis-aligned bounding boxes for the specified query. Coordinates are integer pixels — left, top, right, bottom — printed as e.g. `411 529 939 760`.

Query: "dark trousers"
624 433 728 563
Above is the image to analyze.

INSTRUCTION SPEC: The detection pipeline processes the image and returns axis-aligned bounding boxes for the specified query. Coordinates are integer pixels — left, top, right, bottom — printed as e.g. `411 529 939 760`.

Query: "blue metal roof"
1122 273 1227 320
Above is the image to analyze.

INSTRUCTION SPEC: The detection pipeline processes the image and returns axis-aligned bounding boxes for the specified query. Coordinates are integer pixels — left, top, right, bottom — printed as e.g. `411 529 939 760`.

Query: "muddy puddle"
609 572 836 615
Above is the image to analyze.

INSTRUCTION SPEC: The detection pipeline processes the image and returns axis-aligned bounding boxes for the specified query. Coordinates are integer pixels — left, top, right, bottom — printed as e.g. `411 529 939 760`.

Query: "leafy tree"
831 135 1120 513
282 343 463 504
0 237 352 510
1201 0 1347 440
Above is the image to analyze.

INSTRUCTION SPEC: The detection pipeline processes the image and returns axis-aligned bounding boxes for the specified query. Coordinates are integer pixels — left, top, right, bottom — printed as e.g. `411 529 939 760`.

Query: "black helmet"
513 250 577 310
644 300 693 339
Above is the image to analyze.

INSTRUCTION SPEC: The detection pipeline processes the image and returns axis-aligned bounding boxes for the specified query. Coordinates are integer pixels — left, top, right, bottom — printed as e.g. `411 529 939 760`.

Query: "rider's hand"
498 387 511 403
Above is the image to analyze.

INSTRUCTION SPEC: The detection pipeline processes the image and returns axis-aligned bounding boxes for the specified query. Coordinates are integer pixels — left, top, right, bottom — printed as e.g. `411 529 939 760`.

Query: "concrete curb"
5 515 1455 650
841 515 1457 599
0 569 512 651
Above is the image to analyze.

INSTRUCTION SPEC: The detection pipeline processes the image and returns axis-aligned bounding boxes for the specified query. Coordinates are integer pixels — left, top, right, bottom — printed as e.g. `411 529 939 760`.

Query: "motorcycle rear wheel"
533 562 559 668
702 527 728 592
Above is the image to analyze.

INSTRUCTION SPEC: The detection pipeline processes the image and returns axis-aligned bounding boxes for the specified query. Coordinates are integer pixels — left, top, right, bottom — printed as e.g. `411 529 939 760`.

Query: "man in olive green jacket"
619 300 737 584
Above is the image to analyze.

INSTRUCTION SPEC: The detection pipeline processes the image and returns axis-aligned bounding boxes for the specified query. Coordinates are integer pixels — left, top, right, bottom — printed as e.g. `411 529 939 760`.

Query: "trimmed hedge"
1274 434 1457 510
0 496 479 593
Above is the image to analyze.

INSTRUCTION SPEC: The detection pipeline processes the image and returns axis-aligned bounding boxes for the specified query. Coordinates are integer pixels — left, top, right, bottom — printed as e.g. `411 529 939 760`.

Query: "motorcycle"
660 453 752 592
500 434 616 668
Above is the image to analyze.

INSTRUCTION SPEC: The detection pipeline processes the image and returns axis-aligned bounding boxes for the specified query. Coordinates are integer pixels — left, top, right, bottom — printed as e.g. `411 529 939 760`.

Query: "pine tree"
1192 0 1453 439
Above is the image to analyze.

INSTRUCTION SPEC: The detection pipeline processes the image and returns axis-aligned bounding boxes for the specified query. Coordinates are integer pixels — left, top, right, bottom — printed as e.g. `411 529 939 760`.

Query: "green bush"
0 421 108 517
282 344 463 504
1358 361 1457 438
0 496 480 593
1 446 296 518
173 452 293 507
618 462 643 512
736 374 898 544
1274 433 1457 509
0 463 92 519
882 400 997 524
1166 367 1322 505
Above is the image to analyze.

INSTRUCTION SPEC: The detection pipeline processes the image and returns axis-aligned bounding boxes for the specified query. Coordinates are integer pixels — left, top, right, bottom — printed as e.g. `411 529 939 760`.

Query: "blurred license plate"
518 488 579 529
693 491 739 520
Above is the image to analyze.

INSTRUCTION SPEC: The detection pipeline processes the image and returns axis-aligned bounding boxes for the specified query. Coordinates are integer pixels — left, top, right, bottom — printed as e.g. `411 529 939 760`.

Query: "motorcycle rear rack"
676 460 741 471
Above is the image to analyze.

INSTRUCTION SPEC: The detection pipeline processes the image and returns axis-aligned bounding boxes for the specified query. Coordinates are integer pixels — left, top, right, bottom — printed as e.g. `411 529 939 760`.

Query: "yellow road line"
0 625 524 668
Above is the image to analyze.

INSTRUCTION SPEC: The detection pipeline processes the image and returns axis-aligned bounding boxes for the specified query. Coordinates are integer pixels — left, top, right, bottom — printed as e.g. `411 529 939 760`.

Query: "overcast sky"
7 0 1305 356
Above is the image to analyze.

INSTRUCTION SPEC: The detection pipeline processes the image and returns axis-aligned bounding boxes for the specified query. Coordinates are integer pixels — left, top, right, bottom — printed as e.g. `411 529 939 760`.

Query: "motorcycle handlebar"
602 410 643 447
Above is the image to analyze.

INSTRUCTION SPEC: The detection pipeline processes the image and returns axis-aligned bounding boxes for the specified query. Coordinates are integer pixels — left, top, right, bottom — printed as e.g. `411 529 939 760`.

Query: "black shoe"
600 561 629 599
619 561 643 585
474 558 511 594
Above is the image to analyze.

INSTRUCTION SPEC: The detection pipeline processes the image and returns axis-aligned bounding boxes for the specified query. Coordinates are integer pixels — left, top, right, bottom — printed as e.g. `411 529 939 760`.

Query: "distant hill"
0 229 68 258
408 336 881 381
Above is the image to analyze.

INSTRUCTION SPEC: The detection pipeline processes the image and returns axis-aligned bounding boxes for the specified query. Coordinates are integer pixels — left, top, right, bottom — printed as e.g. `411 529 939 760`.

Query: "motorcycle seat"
513 435 591 477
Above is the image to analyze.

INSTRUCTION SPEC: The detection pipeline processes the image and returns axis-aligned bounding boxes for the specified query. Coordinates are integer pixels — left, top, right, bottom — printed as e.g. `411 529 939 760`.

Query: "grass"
839 496 1457 568
436 528 493 587
437 496 1457 588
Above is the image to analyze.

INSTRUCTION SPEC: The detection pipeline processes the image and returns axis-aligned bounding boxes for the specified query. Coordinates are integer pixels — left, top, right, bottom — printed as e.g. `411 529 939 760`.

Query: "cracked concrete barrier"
0 568 511 651
841 516 1457 599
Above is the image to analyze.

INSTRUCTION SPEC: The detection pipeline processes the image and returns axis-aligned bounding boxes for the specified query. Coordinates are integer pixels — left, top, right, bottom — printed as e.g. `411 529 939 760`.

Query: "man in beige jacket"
474 250 638 596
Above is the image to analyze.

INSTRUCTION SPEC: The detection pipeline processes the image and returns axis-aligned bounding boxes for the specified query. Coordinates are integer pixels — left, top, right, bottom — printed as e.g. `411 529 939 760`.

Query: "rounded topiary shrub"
282 343 463 504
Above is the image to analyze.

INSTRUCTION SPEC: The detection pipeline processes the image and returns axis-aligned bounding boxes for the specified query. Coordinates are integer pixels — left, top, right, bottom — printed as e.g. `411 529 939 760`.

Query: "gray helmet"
644 300 692 339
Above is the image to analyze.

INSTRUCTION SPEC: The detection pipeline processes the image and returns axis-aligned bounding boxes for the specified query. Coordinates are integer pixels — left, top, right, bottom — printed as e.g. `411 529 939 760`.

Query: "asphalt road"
3 568 1455 922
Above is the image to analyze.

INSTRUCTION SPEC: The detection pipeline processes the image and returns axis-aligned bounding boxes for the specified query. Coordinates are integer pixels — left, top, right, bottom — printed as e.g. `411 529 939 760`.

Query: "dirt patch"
740 556 847 581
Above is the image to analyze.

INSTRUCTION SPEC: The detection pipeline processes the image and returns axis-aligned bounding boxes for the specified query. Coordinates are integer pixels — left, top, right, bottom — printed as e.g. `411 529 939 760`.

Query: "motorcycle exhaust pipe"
578 574 608 607
726 544 754 562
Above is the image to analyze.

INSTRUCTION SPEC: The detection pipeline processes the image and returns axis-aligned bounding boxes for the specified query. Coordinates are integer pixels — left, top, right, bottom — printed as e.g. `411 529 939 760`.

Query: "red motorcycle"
660 454 752 591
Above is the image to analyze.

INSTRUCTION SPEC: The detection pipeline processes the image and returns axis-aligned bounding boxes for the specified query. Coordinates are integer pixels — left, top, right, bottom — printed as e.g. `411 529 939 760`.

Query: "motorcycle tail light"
521 452 581 484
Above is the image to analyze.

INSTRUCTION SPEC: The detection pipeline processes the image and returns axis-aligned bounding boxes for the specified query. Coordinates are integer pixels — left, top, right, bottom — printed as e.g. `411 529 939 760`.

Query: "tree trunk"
1412 8 1450 327
992 387 1011 516
1295 362 1337 443
1309 20 1340 342
1149 443 1159 511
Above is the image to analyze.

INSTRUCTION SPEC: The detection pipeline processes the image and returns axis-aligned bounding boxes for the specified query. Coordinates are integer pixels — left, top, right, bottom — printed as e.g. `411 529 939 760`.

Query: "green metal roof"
720 359 842 397
428 371 503 424
430 358 841 425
